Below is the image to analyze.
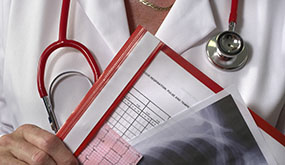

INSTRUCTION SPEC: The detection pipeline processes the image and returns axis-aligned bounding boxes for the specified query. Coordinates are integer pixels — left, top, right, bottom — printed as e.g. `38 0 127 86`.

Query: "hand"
0 124 78 165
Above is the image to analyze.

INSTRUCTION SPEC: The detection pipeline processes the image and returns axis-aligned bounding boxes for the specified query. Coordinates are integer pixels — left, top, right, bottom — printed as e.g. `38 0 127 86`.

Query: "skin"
0 124 78 165
0 0 175 164
125 0 175 34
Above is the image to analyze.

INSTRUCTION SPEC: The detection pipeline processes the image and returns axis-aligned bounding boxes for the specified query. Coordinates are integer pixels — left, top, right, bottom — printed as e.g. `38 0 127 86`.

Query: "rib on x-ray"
134 95 267 165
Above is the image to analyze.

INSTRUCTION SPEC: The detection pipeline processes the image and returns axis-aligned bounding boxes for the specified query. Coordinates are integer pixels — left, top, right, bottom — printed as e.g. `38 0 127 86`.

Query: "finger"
16 124 78 165
1 133 56 165
1 157 28 165
11 138 56 165
0 152 28 165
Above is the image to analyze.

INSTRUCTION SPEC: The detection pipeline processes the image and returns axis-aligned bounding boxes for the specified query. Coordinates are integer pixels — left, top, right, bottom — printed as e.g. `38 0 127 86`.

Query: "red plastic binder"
56 26 285 157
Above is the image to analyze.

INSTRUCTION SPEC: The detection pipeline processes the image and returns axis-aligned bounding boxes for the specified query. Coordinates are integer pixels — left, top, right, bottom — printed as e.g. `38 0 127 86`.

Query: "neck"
125 0 175 34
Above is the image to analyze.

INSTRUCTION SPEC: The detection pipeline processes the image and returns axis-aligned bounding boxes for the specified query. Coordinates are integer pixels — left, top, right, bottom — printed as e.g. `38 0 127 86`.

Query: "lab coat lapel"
77 0 130 54
156 0 216 54
77 0 216 55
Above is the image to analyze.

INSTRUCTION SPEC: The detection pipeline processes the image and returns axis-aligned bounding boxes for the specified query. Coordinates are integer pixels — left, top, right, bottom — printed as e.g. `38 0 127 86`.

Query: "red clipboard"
56 26 285 156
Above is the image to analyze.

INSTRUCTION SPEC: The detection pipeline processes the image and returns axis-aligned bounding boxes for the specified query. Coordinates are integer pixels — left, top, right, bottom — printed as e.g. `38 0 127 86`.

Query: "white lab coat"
0 0 284 156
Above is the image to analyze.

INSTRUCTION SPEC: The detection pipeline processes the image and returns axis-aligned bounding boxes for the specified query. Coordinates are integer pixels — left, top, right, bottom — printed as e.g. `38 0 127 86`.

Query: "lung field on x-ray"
135 95 267 165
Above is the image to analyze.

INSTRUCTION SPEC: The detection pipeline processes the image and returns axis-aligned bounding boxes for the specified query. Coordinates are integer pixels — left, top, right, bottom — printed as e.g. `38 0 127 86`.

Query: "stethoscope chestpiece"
206 30 248 71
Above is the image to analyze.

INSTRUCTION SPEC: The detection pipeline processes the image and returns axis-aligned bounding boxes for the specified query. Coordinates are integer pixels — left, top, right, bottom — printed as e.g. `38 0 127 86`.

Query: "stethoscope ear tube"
44 71 94 133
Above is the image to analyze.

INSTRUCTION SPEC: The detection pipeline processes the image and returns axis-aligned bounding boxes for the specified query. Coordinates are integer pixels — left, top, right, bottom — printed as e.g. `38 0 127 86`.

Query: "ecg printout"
107 51 214 141
77 123 142 165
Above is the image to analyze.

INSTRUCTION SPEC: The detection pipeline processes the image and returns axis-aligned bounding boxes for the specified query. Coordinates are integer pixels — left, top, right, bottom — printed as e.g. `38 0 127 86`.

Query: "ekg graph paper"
77 123 142 165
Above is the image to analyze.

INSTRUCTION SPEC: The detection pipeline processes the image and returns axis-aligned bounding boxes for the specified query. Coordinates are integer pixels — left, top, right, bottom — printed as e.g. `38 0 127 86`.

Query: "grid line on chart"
107 87 171 141
122 98 148 138
129 87 170 119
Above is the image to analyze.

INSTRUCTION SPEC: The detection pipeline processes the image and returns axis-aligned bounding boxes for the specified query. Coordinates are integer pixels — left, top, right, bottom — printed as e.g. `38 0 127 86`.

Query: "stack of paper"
57 26 284 164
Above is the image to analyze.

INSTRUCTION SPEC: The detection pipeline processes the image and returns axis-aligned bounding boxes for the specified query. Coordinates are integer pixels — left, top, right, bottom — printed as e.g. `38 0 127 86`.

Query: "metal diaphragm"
206 31 248 71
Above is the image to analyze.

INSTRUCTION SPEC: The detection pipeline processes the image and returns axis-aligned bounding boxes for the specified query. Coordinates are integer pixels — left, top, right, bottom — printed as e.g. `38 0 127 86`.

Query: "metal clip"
43 96 59 133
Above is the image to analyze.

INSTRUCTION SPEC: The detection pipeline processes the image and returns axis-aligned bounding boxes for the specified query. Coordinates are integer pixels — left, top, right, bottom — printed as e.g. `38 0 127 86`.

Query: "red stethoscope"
37 0 100 133
206 0 248 71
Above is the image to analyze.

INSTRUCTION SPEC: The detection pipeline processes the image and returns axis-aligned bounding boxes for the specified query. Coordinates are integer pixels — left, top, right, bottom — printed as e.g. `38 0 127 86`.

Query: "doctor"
0 0 284 164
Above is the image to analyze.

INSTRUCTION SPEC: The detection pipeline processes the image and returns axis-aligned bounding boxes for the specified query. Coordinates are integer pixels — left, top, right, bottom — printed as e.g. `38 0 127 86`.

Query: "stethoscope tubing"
229 0 238 23
37 0 100 98
37 0 101 132
37 39 100 98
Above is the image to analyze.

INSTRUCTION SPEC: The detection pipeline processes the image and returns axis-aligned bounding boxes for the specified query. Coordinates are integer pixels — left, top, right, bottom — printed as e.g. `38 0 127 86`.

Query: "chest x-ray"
132 95 271 165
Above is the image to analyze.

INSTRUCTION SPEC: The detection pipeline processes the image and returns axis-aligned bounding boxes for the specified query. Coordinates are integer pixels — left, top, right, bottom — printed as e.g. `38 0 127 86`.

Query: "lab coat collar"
77 0 130 54
78 0 216 55
156 0 216 54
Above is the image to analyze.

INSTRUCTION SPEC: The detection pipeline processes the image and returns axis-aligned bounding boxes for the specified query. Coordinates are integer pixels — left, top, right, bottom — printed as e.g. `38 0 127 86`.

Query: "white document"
107 50 214 141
